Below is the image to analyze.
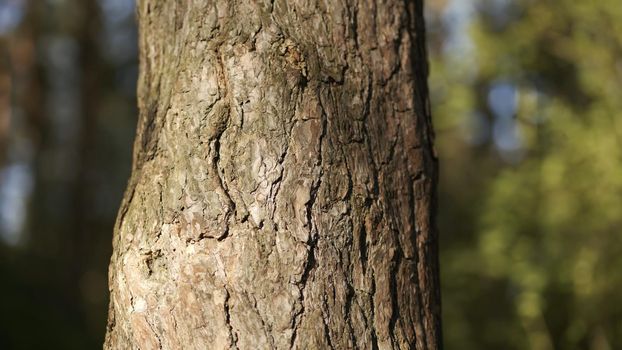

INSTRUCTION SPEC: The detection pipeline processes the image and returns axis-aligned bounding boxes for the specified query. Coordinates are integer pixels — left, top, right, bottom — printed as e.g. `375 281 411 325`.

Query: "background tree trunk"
105 0 441 349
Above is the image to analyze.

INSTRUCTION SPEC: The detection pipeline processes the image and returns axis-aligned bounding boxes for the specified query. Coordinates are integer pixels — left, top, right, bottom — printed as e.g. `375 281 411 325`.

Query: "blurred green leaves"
431 0 622 349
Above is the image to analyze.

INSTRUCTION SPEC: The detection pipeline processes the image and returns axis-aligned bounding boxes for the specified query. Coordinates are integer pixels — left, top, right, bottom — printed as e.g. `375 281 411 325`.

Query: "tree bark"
105 0 440 349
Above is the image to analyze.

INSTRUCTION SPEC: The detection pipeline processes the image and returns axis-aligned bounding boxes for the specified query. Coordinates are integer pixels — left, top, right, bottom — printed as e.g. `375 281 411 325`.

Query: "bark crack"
389 239 404 349
224 287 239 349
322 299 336 350
201 49 235 241
370 271 379 350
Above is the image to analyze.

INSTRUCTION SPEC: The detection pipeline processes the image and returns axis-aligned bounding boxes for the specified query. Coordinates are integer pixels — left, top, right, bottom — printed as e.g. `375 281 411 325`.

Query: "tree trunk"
105 1 441 349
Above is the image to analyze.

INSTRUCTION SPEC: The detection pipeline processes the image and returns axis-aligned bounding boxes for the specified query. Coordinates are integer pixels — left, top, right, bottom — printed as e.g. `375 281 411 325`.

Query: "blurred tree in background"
428 0 622 349
1 0 621 349
0 0 136 348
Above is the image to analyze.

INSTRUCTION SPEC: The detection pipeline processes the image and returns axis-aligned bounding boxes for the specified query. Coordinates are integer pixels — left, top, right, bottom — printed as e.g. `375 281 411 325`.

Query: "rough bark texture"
105 0 440 349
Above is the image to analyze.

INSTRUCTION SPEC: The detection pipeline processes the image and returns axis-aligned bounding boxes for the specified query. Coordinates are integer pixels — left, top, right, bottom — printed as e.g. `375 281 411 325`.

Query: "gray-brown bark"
105 0 440 349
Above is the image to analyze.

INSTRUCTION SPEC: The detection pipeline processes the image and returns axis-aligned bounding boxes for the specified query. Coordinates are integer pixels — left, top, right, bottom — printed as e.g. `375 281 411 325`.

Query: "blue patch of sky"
441 0 527 162
0 144 34 246
0 0 24 35
98 0 137 65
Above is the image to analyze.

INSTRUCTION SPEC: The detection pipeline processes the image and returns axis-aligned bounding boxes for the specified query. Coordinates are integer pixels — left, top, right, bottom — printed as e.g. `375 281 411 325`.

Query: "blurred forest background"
0 0 620 349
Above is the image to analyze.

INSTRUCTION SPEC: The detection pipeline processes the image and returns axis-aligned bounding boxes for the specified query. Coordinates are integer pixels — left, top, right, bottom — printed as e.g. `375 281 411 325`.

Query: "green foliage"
432 0 622 349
